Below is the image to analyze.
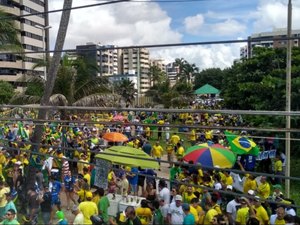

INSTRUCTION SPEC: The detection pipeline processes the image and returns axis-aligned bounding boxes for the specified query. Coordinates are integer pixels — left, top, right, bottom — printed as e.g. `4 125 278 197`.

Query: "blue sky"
49 0 300 69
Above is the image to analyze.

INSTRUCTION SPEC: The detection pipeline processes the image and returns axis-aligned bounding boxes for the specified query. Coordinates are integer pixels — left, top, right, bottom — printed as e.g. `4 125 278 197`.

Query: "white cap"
175 195 182 201
226 185 233 190
248 190 255 195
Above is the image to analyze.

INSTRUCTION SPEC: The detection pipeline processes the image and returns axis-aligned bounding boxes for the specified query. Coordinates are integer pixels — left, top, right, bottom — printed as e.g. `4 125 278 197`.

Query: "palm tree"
148 65 167 85
174 58 199 84
0 9 22 51
114 79 137 106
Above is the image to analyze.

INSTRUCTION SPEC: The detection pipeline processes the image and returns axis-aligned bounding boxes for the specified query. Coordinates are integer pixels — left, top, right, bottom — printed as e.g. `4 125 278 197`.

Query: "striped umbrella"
183 143 236 168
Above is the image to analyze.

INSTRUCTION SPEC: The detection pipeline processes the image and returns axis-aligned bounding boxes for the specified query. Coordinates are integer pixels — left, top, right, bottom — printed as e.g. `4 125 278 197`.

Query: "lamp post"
35 25 52 81
285 0 292 198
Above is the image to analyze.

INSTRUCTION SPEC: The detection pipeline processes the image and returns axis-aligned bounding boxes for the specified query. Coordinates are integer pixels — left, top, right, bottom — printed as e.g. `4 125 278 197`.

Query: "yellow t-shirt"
152 145 163 157
257 182 270 199
135 207 152 225
224 175 233 186
190 129 197 141
177 146 185 158
182 192 196 204
274 160 283 172
204 208 218 225
190 205 199 224
170 135 180 145
166 145 174 154
212 204 222 215
84 173 91 186
275 218 286 225
236 207 249 225
0 187 10 207
255 205 269 225
78 201 98 225
243 175 257 193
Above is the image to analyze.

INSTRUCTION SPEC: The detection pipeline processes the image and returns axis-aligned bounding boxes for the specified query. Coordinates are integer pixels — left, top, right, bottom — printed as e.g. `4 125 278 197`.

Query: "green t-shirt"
153 209 164 225
0 219 20 225
170 167 182 181
98 196 110 223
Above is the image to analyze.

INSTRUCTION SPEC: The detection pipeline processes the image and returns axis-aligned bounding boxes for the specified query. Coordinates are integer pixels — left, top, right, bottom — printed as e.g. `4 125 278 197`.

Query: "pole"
42 29 46 81
285 0 292 198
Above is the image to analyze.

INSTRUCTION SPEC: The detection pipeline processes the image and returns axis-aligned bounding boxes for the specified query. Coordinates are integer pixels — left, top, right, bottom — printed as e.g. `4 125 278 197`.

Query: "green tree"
0 9 22 50
114 79 137 105
175 58 199 84
148 65 167 85
194 68 224 90
0 81 15 103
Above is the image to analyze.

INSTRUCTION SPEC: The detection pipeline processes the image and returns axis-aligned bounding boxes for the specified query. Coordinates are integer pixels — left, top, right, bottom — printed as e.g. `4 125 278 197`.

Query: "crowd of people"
0 109 297 225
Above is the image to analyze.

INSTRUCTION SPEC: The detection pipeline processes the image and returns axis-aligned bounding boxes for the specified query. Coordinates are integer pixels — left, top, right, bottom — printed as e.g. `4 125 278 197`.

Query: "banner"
256 149 277 161
94 158 111 189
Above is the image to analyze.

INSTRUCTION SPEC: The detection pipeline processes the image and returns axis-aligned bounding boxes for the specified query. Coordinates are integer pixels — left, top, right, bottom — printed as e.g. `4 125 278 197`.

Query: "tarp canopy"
95 146 159 169
194 84 220 95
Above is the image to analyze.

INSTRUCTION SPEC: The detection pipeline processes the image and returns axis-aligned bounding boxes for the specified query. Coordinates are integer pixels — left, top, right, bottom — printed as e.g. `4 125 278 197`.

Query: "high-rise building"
240 28 300 59
76 44 151 94
0 0 48 88
122 48 150 95
166 62 179 87
76 43 121 77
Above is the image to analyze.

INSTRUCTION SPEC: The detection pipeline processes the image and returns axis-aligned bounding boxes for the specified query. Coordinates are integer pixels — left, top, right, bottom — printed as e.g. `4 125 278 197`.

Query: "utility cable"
0 37 299 55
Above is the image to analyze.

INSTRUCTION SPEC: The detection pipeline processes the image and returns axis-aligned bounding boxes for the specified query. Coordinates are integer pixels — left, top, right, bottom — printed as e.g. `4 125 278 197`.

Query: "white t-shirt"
159 187 170 204
168 202 184 225
214 182 222 190
73 212 84 225
160 204 169 219
226 199 240 223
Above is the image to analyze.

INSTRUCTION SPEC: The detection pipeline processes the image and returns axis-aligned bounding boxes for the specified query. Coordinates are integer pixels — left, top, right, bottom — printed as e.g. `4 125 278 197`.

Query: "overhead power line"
1 36 298 56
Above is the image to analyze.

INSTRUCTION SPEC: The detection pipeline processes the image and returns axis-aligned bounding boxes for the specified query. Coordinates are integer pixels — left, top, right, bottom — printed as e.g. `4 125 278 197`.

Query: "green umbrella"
95 146 159 169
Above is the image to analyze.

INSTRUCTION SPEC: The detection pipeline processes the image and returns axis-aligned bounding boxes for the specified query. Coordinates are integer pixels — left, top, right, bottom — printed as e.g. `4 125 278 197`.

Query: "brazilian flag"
225 131 260 156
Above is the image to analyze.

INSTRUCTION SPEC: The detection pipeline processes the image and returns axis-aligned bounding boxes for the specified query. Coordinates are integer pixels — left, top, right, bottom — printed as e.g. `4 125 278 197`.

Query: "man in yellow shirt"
170 133 180 146
78 191 98 225
253 196 269 225
152 141 163 171
257 176 270 200
189 129 197 146
274 154 283 184
182 185 196 204
176 142 185 161
203 202 218 225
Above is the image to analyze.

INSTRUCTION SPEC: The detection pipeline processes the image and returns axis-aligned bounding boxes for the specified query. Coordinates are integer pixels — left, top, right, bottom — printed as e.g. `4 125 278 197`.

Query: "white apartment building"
0 0 48 87
76 43 121 77
166 62 179 87
122 48 150 95
240 28 300 58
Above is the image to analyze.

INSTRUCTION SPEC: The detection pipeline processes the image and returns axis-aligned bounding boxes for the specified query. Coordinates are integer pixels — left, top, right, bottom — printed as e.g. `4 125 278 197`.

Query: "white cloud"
48 0 182 49
212 19 247 36
252 0 300 32
151 43 241 71
184 14 204 35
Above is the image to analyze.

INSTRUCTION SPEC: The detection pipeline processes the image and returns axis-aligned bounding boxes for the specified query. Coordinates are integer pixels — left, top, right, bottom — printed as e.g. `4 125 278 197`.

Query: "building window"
0 0 14 7
22 44 43 51
0 68 18 75
21 5 44 18
28 0 44 7
0 54 16 62
21 31 43 41
20 18 44 27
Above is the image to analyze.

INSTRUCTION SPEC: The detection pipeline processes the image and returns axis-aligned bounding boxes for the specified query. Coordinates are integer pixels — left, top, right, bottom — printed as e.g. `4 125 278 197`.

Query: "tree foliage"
0 81 15 104
0 9 22 51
